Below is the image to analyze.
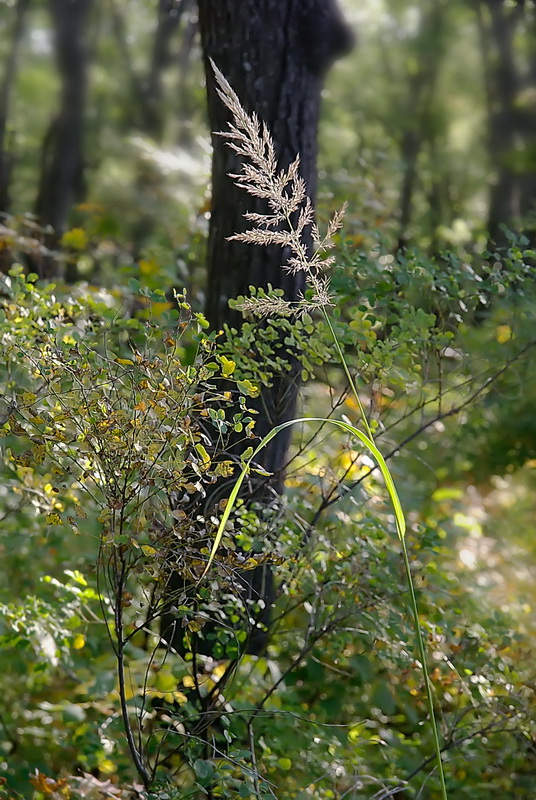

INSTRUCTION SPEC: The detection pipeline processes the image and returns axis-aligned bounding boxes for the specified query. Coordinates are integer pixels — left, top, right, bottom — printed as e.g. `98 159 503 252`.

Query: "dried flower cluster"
211 59 345 317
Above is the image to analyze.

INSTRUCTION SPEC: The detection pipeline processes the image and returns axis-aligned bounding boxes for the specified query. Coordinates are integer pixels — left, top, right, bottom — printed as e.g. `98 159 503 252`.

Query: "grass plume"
211 59 343 318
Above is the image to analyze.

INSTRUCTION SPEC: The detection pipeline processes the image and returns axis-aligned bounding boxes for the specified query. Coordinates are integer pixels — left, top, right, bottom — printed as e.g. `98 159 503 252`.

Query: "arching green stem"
202 415 447 799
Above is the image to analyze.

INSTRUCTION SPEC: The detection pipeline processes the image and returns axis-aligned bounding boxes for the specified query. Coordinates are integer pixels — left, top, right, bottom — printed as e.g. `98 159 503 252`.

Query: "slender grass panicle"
210 59 344 318
206 60 449 800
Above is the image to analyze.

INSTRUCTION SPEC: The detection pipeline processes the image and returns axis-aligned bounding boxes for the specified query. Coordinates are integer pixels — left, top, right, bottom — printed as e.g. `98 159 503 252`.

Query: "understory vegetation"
2 1 536 799
2 226 536 799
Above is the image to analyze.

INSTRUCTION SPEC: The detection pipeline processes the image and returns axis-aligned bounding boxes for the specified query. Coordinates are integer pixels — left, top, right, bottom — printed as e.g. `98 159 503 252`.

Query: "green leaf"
193 759 214 780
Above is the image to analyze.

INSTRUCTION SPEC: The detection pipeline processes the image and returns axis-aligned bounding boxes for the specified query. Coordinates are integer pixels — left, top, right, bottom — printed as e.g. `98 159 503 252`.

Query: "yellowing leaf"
151 301 173 315
214 460 235 477
30 771 67 795
195 443 211 470
218 355 236 377
139 257 159 277
241 446 254 462
72 634 85 650
237 379 260 398
61 227 88 250
21 391 37 406
187 618 206 632
115 357 134 366
212 663 227 679
348 725 363 743
141 545 157 557
156 670 178 693
496 324 512 343
98 758 116 775
74 504 88 519
32 444 46 464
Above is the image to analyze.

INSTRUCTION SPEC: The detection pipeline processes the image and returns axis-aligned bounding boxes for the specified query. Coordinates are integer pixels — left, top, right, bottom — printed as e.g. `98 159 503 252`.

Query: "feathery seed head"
210 59 344 317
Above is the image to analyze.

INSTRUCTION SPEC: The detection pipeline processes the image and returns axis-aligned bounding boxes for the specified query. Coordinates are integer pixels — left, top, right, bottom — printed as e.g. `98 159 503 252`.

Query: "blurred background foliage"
1 0 536 798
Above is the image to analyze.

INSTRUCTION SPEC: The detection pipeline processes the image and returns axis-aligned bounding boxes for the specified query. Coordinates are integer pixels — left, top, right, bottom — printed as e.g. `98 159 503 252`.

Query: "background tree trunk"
109 0 194 258
0 0 30 216
518 11 536 243
142 0 193 141
477 0 528 245
34 0 93 269
396 1 447 252
486 0 520 244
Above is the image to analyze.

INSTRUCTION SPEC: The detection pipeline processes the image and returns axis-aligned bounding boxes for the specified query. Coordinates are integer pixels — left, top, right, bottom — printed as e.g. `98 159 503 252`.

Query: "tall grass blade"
201 416 447 799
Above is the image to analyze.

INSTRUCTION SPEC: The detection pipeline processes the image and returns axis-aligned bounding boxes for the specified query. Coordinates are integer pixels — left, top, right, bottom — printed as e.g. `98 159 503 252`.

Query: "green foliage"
1 230 536 799
2 6 536 793
0 268 267 795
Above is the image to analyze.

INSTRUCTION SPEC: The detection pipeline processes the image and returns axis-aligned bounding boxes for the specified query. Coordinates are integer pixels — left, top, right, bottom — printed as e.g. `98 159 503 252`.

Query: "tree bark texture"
167 0 353 657
34 0 93 247
485 0 521 244
0 0 30 215
198 0 353 476
476 0 536 245
199 0 352 330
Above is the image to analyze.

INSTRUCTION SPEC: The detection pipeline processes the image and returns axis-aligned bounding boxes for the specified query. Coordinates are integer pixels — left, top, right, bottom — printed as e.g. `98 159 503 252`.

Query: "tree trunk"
110 0 193 140
198 0 352 470
142 0 193 141
0 0 30 216
396 1 446 252
166 0 353 656
518 12 536 243
478 0 523 244
109 0 193 257
34 0 93 269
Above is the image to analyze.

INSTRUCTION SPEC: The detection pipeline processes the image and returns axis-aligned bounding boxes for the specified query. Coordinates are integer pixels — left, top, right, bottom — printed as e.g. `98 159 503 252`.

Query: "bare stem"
114 554 152 789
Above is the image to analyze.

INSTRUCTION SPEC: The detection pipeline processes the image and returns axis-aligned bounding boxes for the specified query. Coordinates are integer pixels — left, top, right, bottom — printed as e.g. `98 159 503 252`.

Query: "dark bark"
485 0 521 244
0 0 30 215
199 0 352 334
34 0 93 262
143 0 194 141
110 0 192 141
199 0 352 465
518 12 536 240
396 2 446 252
476 0 536 245
163 0 353 656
